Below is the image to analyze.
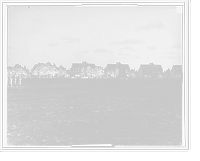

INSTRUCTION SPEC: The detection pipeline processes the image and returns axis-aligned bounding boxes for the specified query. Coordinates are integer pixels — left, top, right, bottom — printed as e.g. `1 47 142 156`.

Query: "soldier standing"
17 74 22 87
9 73 13 87
13 73 17 87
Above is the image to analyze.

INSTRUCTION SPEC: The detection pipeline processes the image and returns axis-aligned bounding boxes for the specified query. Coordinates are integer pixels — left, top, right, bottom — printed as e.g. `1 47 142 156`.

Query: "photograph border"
2 2 191 150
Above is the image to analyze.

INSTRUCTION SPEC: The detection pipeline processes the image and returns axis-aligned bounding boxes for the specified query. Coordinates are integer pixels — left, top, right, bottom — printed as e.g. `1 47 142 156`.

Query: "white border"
0 0 189 151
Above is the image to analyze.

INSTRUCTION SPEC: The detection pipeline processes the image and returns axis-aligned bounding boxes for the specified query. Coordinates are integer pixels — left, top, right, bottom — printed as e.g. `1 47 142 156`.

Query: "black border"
2 2 188 151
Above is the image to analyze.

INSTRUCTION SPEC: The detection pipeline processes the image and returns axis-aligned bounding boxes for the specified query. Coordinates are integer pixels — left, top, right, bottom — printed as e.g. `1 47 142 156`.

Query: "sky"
7 5 182 70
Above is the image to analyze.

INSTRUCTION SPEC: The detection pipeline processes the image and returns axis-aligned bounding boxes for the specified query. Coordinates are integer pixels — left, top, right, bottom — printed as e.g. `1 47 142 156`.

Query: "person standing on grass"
17 74 22 87
13 73 17 87
9 73 13 87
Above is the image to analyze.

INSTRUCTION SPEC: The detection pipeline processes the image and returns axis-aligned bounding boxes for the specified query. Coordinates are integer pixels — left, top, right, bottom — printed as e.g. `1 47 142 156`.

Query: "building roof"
71 63 82 69
105 63 130 72
139 64 148 68
86 63 95 68
155 65 162 69
70 62 96 70
106 64 116 69
172 65 182 70
140 63 162 69
119 64 130 71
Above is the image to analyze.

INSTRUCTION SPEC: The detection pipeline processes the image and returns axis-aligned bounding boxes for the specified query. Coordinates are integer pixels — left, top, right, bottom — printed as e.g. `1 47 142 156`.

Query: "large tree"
14 64 23 74
43 62 52 75
23 66 29 77
32 62 58 77
31 64 39 75
107 68 115 77
175 70 183 78
127 69 138 78
163 69 170 79
38 63 46 76
31 63 45 76
106 68 119 78
7 66 15 78
80 66 97 78
84 66 92 77
49 64 58 77
147 70 152 78
80 66 85 78
114 68 119 78
91 67 104 77
57 65 67 77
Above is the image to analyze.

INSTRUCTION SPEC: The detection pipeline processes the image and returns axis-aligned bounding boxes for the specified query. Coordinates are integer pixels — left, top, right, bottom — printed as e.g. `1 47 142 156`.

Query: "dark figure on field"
17 74 22 87
13 73 17 87
9 73 13 87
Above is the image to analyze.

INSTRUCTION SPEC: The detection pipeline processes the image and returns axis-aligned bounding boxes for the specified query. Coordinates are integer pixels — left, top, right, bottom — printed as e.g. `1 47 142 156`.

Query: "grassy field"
7 80 182 146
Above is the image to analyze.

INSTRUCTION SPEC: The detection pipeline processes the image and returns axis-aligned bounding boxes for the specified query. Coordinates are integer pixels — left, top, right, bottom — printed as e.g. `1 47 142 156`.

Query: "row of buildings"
70 61 182 79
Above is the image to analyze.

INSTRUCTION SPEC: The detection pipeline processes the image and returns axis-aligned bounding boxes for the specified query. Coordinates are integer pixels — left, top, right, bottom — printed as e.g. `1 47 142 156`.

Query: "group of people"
7 73 22 87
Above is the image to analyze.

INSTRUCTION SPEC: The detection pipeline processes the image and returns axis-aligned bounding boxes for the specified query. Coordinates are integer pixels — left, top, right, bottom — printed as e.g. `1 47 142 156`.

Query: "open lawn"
7 78 182 146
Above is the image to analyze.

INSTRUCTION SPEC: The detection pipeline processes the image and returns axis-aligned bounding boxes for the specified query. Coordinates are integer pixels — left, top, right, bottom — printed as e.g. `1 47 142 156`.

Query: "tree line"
7 62 175 78
7 62 137 78
7 62 69 78
31 62 69 78
75 66 104 78
7 64 30 77
75 66 137 78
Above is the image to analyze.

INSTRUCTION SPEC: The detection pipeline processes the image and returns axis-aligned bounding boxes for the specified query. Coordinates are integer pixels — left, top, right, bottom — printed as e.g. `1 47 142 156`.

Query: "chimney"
82 61 87 64
81 61 87 68
116 62 121 66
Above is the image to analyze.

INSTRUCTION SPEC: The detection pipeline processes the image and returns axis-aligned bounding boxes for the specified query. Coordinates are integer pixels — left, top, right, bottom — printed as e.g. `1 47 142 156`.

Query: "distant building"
104 62 130 78
138 63 163 79
171 65 182 78
70 61 96 78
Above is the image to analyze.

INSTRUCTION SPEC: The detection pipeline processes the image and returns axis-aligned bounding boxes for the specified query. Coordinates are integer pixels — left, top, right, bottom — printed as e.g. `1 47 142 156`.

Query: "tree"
163 69 170 79
32 62 58 77
97 67 105 77
64 70 69 78
80 66 85 78
84 66 91 77
7 66 14 75
49 64 58 77
43 62 52 75
57 65 67 77
142 74 148 78
135 70 138 77
38 63 46 76
31 63 46 77
126 69 130 77
108 68 115 77
23 66 29 77
31 64 39 75
105 71 110 78
91 67 104 77
80 66 94 78
147 71 152 78
128 69 138 78
14 64 23 74
175 70 182 78
114 68 119 78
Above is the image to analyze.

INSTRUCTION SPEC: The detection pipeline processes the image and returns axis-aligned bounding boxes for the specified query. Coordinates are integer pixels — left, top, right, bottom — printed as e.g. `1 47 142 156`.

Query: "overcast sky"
8 5 182 70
